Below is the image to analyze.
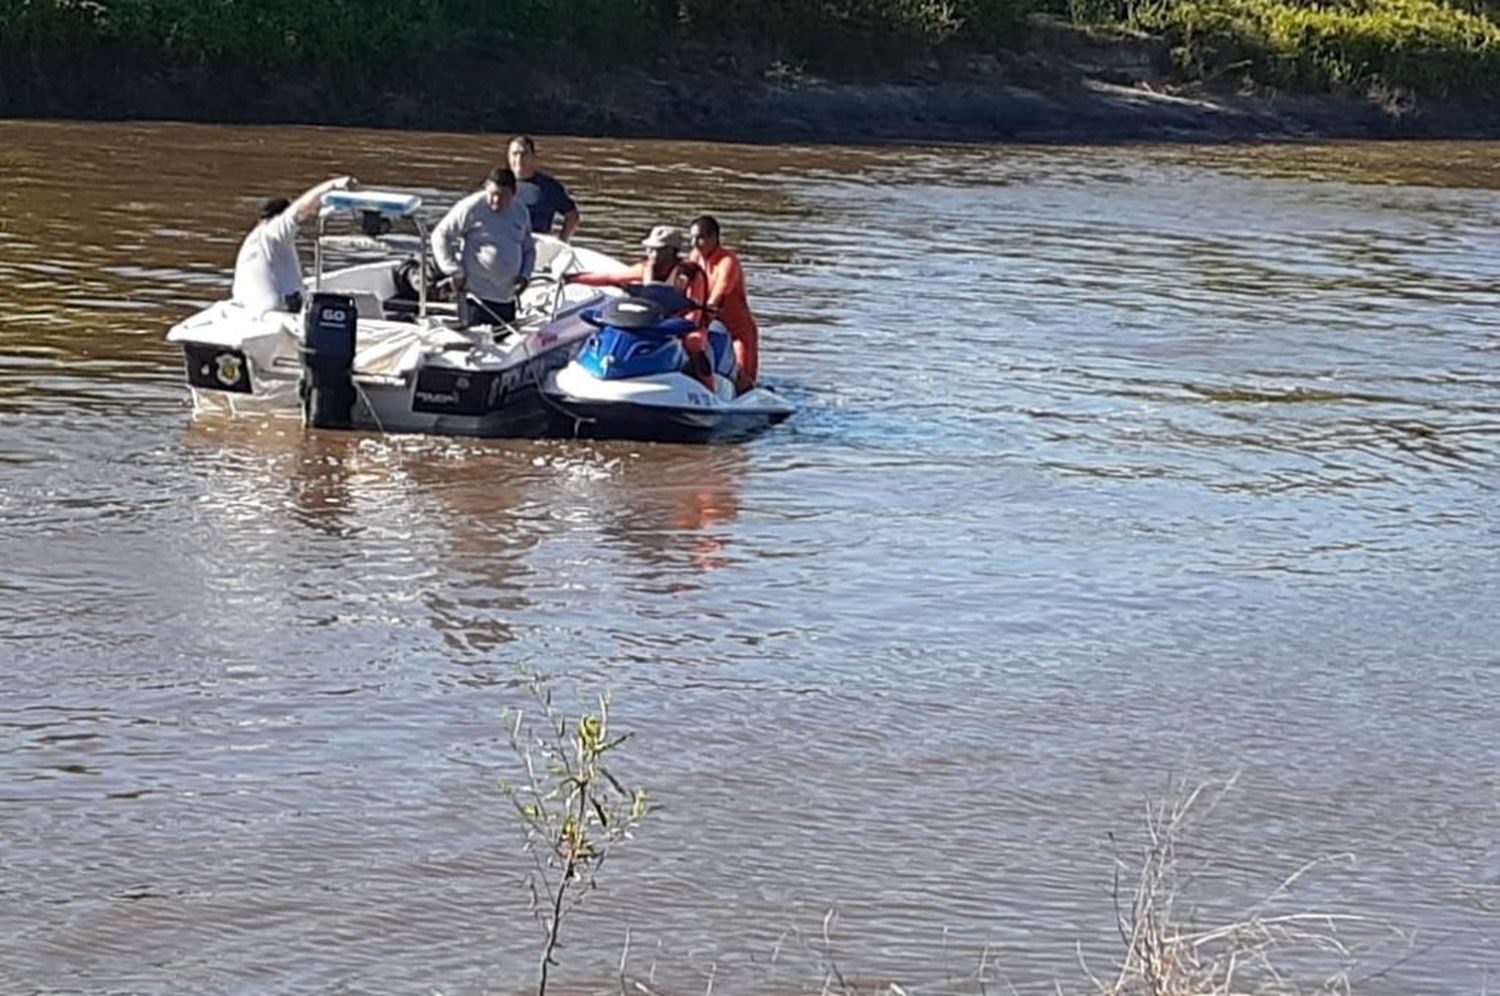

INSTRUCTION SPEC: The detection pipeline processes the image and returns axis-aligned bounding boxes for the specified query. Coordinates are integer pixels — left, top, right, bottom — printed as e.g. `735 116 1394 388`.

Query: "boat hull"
175 331 582 438
166 233 624 440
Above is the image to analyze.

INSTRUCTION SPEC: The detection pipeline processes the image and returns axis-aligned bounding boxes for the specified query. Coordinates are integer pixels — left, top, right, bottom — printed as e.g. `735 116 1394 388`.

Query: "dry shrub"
1084 778 1407 996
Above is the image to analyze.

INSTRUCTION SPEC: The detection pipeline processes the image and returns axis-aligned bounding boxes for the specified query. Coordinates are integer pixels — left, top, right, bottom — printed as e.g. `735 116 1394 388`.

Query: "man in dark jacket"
508 135 580 242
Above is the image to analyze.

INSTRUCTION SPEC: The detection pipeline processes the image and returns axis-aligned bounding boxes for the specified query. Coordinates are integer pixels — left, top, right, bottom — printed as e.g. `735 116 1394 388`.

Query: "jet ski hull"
546 365 793 444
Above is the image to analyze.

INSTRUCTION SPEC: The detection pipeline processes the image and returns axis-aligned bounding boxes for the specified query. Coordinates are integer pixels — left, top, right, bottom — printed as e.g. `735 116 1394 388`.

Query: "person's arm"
566 270 624 287
291 175 356 224
680 265 709 309
567 262 645 287
519 228 536 287
704 254 743 312
558 207 580 242
550 177 580 242
429 197 469 290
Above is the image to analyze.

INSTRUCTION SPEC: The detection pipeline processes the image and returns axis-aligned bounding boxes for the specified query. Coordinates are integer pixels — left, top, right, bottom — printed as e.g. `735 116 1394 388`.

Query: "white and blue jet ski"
544 284 793 443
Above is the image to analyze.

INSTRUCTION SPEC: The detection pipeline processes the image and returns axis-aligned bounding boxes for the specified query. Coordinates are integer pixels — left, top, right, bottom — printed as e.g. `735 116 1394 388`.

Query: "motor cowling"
301 292 357 429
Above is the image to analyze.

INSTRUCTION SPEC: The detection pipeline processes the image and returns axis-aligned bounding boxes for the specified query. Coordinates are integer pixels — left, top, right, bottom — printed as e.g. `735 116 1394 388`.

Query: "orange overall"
690 245 758 393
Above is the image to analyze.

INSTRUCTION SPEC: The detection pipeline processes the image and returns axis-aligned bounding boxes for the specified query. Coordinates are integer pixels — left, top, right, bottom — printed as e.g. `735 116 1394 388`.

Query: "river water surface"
0 122 1496 994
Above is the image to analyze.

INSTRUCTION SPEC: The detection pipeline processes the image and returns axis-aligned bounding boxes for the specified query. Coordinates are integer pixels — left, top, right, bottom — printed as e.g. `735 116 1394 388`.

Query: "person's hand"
514 275 530 295
450 272 466 294
677 261 700 278
334 175 356 191
560 273 577 284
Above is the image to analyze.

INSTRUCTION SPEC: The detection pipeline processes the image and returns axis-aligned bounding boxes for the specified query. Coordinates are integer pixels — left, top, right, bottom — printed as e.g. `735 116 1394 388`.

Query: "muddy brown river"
0 121 1496 993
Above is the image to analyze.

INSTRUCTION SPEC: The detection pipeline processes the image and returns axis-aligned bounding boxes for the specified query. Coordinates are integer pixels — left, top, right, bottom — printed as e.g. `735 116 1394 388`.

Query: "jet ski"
544 284 794 443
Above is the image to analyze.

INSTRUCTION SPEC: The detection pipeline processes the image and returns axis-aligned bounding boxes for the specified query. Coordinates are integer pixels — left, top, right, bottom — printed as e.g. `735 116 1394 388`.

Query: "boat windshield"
321 190 423 217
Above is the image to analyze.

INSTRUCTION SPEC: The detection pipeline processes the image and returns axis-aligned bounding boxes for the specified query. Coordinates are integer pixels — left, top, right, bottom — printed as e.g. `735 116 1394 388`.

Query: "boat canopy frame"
313 189 434 319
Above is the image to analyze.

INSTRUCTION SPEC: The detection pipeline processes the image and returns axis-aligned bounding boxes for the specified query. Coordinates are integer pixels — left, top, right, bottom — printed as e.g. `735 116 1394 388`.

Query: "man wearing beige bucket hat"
640 224 684 252
566 224 706 296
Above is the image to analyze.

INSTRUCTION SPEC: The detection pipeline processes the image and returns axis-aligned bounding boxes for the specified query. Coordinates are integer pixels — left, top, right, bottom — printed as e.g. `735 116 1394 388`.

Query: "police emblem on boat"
183 343 252 394
214 353 243 387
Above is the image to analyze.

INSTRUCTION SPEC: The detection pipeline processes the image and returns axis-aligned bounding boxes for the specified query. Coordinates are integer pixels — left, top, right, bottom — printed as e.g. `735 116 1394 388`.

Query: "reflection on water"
1 121 1497 994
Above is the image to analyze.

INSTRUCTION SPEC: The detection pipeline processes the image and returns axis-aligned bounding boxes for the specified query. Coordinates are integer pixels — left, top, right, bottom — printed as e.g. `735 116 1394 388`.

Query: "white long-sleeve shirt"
232 210 302 315
430 191 535 303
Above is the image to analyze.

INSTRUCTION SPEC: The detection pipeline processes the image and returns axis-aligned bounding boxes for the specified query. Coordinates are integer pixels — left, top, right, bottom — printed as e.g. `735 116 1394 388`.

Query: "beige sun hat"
641 225 686 251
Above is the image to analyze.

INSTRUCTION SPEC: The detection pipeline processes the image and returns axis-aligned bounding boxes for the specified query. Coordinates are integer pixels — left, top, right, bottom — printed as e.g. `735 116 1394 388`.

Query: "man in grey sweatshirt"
430 166 536 326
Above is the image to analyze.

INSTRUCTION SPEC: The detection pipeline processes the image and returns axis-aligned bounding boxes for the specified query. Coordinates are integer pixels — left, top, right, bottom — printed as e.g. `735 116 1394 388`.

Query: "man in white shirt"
231 175 355 316
430 166 536 327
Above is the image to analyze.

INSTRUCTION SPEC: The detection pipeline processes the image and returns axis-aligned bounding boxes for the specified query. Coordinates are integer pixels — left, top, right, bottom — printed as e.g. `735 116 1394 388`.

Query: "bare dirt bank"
489 72 1500 143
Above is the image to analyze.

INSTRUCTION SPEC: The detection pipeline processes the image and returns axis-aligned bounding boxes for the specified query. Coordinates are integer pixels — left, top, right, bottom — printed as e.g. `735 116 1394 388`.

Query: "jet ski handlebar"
620 283 703 315
582 296 698 338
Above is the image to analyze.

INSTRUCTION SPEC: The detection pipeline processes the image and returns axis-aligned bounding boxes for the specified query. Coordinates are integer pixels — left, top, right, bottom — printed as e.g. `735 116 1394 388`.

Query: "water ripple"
0 123 1496 994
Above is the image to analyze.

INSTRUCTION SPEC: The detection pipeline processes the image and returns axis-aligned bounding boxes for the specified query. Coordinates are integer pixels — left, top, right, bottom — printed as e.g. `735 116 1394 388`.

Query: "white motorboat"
166 189 623 437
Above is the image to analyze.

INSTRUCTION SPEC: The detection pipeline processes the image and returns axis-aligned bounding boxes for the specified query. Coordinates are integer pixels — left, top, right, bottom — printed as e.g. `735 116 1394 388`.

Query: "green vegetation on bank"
0 0 1031 89
1108 0 1500 97
1 0 1496 116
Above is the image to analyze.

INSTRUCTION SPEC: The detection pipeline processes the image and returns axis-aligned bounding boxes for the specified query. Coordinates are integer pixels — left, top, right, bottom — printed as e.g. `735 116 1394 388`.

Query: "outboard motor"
301 292 357 429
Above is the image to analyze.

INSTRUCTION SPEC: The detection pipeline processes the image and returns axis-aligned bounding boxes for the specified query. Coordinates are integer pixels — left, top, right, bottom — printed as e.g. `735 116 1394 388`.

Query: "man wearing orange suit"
688 215 759 394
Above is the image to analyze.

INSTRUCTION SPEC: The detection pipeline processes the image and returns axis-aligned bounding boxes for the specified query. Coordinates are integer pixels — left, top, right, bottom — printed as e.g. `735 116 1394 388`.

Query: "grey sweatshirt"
430 191 536 303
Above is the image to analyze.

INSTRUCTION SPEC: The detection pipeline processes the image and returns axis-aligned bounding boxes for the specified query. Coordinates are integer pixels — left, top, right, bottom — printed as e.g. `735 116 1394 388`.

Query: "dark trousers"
463 296 517 327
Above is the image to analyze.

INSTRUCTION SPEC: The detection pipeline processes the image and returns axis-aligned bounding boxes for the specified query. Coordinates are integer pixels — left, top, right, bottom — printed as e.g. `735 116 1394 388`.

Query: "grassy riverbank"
2 0 1498 138
1116 0 1500 96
